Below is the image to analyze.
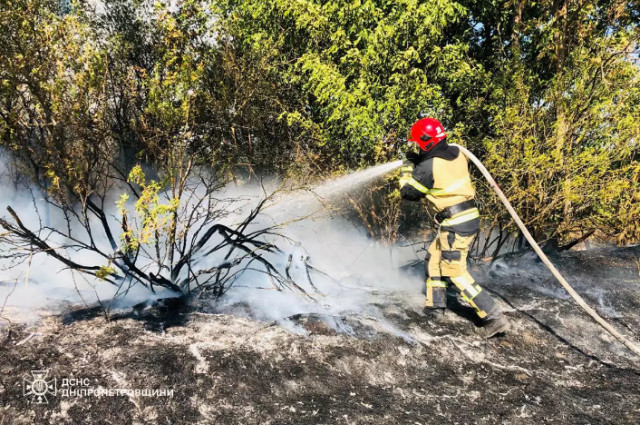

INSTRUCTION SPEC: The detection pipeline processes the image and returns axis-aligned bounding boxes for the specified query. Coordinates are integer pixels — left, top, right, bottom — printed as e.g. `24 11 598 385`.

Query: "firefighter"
399 117 510 338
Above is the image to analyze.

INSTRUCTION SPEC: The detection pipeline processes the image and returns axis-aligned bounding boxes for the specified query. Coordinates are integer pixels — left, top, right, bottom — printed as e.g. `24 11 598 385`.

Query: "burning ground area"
1 246 640 424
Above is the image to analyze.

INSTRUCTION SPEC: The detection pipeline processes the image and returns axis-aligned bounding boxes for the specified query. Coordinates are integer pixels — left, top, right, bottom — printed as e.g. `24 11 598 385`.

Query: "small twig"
15 332 42 346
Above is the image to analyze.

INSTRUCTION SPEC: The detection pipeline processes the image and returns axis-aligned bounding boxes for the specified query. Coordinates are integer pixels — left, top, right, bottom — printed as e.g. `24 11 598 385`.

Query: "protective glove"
405 150 422 165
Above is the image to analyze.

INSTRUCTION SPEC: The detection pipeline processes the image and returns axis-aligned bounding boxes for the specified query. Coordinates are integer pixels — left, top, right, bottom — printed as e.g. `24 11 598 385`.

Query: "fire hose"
449 143 640 357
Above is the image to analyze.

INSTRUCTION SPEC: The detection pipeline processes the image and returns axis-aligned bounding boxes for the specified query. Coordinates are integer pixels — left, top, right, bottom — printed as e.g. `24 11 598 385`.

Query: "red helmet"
408 118 447 151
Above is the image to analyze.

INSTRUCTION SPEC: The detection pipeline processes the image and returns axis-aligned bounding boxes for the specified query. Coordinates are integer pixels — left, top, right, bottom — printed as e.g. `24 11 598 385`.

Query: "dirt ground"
1 246 640 424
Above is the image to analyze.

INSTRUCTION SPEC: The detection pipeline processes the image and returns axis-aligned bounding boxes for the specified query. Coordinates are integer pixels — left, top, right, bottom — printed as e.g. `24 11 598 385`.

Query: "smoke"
0 158 422 332
200 159 423 333
0 158 177 321
215 214 423 329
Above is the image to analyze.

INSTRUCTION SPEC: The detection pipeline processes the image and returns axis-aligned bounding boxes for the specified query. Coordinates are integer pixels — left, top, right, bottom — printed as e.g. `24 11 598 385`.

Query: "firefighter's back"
426 150 475 212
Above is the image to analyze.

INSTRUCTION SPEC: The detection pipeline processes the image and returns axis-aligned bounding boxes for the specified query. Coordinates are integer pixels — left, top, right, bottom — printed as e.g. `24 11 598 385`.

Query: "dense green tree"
464 0 640 243
1 0 638 245
217 0 640 244
0 0 308 295
217 0 480 167
0 0 113 200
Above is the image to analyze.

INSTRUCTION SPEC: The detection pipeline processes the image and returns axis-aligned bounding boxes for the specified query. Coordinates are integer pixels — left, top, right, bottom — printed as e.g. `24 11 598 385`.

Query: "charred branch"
0 181 315 304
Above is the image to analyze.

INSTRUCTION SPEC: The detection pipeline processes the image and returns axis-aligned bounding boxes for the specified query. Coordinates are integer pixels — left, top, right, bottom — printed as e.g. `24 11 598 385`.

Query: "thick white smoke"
0 158 425 330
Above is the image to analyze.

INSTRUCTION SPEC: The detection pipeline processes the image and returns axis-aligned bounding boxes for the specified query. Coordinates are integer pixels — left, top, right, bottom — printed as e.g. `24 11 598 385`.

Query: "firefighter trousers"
424 230 497 319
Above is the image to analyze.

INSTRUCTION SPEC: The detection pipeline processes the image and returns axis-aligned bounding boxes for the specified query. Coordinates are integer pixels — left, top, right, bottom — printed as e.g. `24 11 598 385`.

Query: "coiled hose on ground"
449 143 640 357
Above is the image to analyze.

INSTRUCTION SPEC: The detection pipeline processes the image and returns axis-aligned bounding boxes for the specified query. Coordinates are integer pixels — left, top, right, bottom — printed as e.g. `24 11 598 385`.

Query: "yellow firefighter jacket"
400 142 479 235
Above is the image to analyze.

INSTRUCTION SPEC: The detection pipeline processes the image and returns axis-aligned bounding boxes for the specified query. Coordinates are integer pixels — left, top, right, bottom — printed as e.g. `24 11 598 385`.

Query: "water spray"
450 143 640 357
313 160 404 199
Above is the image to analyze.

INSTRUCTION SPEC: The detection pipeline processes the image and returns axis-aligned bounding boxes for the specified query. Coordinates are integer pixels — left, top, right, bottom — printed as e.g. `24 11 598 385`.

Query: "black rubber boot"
476 312 510 338
423 307 446 322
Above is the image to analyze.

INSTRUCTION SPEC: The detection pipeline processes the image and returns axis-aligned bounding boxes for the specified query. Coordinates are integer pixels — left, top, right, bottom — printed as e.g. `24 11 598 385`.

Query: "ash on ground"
1 246 639 424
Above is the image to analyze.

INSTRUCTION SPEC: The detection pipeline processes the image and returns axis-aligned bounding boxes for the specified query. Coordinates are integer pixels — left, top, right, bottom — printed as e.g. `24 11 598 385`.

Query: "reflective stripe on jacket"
400 144 479 235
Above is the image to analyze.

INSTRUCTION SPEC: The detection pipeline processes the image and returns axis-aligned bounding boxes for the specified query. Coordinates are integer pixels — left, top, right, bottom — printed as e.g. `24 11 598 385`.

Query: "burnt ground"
1 246 640 424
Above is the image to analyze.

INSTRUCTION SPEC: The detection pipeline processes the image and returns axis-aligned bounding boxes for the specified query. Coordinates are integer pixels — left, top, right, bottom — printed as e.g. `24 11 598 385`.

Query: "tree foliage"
468 0 640 243
1 0 639 247
0 0 317 298
218 0 640 244
217 0 479 167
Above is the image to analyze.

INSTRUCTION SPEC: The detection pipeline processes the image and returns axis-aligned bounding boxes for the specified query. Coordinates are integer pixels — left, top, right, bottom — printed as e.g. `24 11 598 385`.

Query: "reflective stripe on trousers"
425 230 497 318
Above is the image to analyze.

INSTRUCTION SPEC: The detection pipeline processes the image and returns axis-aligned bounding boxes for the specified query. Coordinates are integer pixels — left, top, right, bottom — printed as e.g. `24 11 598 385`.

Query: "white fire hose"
449 143 640 357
